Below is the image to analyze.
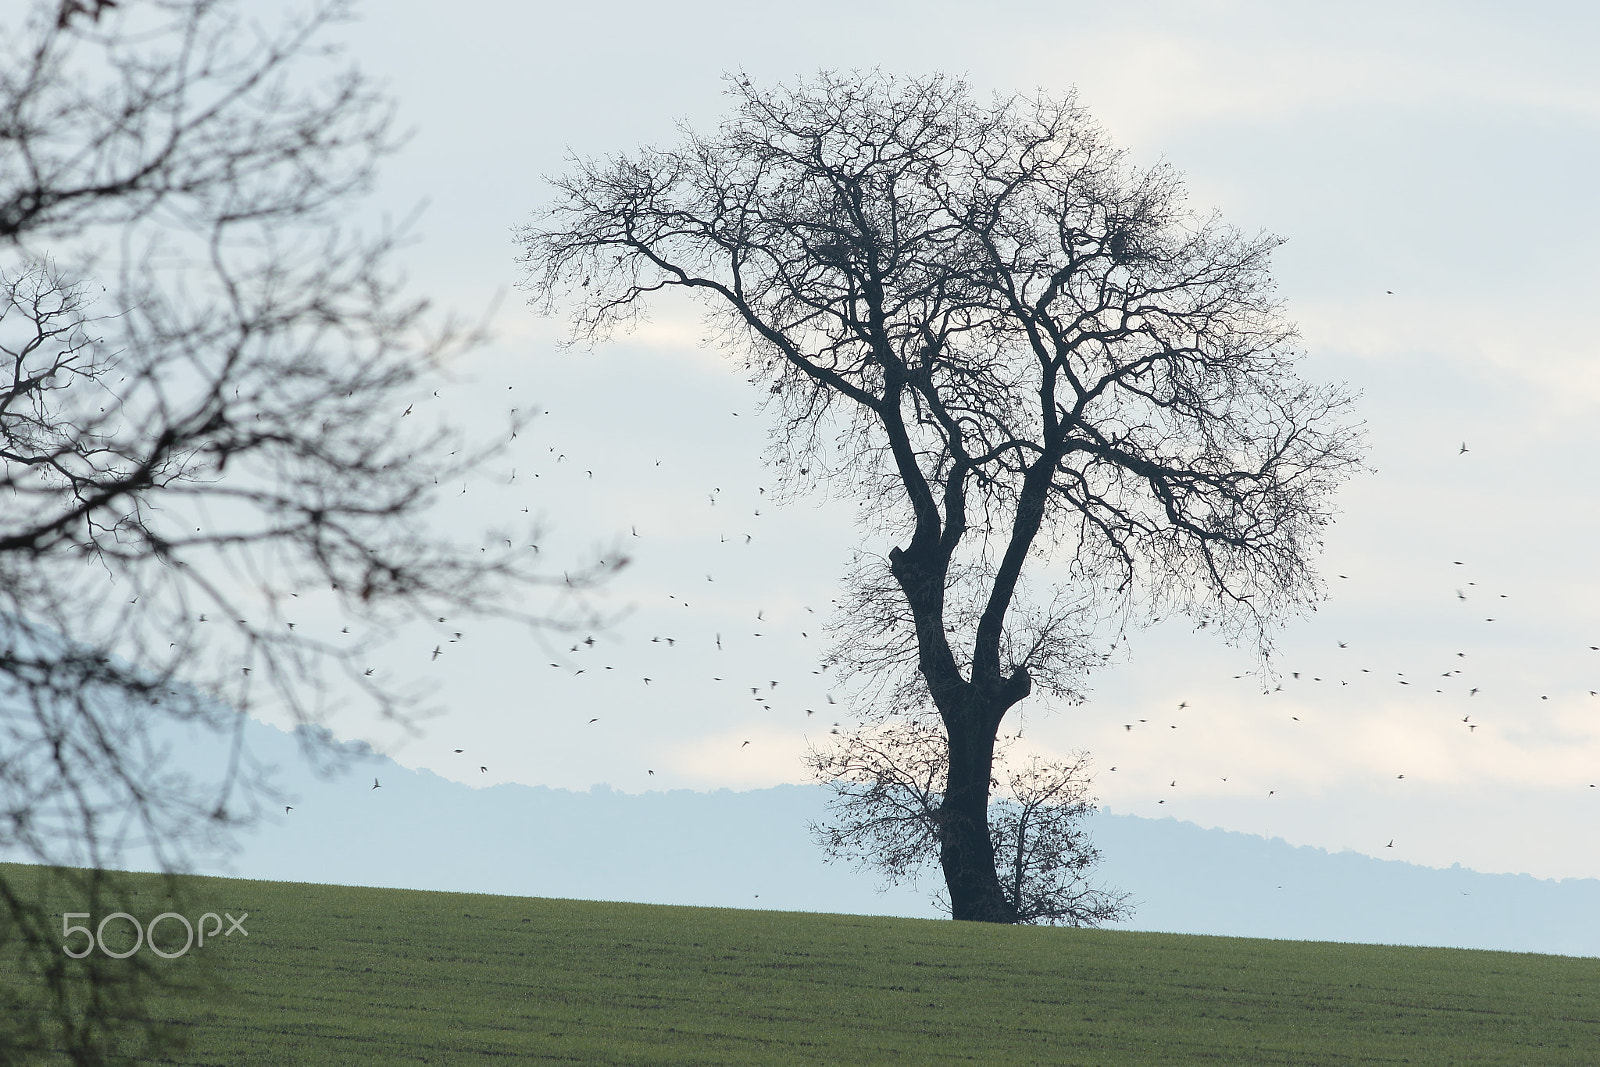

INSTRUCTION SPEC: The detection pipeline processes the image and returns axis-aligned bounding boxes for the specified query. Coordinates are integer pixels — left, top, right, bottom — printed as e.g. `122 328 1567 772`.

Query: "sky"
248 0 1600 885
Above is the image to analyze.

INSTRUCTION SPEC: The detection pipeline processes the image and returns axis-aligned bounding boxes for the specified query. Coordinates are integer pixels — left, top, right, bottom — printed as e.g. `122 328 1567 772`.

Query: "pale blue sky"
261 0 1600 882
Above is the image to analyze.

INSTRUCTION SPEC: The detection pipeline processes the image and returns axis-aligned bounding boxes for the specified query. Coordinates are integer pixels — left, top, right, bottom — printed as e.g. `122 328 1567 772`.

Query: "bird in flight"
372 778 381 789
57 0 119 27
1459 442 1469 454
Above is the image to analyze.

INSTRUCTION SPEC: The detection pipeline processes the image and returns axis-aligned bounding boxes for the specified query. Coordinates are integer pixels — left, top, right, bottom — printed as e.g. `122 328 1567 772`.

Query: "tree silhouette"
1 1 606 1060
520 71 1362 923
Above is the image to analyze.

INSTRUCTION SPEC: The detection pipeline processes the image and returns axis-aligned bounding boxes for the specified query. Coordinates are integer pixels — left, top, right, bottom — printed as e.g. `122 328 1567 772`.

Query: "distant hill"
13 716 1597 956
1087 814 1600 956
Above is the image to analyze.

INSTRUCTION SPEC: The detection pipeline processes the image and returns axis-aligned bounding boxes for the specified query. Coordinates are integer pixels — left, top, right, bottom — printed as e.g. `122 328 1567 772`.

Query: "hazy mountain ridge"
12 717 1595 957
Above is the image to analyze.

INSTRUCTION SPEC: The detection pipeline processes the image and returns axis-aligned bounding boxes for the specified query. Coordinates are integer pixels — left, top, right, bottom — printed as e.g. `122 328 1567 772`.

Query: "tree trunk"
939 708 1018 923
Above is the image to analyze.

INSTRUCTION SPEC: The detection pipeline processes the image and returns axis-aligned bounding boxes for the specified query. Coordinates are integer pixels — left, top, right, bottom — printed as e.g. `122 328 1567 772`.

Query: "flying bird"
372 778 381 789
57 0 118 28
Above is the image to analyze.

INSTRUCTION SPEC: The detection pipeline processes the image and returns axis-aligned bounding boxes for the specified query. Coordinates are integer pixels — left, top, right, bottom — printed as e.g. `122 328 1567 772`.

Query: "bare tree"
520 71 1362 923
807 719 1131 925
1 1 609 1061
988 753 1132 925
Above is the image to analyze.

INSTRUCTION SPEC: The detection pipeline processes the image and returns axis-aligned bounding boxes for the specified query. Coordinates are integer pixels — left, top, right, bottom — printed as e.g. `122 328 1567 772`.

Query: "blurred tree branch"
1 1 616 1060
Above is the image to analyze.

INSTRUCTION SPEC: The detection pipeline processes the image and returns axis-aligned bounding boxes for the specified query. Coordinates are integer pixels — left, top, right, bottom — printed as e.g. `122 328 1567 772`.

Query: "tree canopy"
522 71 1363 922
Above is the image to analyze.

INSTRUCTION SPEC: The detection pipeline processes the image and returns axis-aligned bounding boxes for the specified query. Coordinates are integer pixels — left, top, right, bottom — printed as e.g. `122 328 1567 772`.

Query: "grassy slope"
4 864 1598 1065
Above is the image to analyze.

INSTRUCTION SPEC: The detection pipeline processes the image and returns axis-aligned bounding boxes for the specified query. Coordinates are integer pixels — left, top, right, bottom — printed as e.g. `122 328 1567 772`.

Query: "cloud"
1000 1 1600 145
666 726 816 789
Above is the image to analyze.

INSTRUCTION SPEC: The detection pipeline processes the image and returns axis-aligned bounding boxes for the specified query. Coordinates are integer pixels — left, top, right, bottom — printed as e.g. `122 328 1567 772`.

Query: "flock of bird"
271 396 1595 871
1095 441 1599 852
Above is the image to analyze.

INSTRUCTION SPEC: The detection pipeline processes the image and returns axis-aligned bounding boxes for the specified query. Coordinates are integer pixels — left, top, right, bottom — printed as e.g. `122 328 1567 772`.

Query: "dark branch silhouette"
1 1 612 1060
520 71 1362 924
806 719 1132 925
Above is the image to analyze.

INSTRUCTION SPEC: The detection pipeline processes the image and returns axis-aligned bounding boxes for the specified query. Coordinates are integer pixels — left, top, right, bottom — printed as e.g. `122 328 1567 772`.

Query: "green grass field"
3 863 1598 1065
